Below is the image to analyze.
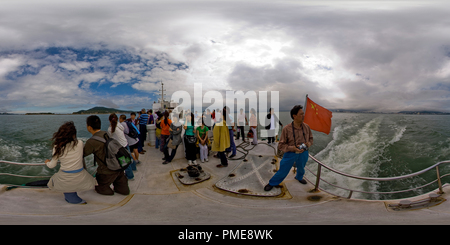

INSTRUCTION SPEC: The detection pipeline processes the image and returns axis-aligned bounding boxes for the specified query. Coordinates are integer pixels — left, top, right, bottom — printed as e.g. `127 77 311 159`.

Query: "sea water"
303 113 450 200
1 112 450 200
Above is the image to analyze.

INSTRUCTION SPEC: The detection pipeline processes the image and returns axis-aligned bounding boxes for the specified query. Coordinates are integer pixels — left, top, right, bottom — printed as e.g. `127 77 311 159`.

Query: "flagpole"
304 94 308 112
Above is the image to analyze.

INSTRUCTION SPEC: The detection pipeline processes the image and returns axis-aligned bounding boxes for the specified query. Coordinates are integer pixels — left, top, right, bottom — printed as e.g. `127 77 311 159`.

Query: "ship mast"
159 81 166 110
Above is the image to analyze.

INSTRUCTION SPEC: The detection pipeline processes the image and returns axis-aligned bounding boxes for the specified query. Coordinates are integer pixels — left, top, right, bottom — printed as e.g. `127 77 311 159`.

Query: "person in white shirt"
215 109 222 125
265 108 283 144
236 108 248 142
45 121 96 204
120 114 139 167
108 113 134 180
108 113 128 148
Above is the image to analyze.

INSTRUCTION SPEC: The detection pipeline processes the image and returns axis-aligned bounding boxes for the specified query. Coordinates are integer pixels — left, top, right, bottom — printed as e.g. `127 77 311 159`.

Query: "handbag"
167 138 176 149
185 134 197 144
247 129 254 138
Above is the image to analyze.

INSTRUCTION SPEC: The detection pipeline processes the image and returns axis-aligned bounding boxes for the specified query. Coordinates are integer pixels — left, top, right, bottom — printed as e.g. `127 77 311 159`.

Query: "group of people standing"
156 108 232 166
44 104 313 204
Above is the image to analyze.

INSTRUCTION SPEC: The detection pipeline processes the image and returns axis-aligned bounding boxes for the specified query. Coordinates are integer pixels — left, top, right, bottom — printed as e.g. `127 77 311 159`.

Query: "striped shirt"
139 113 149 125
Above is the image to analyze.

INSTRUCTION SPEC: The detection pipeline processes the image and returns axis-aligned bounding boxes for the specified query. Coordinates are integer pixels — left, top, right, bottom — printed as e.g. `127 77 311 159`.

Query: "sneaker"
295 177 307 185
66 199 87 204
192 160 197 165
264 184 273 191
201 159 204 163
162 161 169 165
188 160 192 164
205 158 209 162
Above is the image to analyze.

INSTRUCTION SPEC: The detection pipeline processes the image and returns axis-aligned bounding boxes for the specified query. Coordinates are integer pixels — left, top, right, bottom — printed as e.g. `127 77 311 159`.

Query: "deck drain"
229 173 235 177
238 189 249 193
307 195 322 201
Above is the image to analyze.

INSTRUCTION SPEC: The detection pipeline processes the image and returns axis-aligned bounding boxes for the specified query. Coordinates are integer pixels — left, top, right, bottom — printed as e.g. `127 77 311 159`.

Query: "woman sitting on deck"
45 121 96 204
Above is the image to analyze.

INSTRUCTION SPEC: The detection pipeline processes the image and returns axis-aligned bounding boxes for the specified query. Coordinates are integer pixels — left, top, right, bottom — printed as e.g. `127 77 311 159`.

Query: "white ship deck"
1 139 450 225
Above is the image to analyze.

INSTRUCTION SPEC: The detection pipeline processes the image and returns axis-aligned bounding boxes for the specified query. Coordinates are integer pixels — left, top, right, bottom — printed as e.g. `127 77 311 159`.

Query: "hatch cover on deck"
173 167 211 185
215 155 282 197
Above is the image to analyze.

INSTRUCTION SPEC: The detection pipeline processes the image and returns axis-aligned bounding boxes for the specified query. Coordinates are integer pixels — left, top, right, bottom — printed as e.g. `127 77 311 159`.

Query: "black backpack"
91 135 133 171
125 121 140 139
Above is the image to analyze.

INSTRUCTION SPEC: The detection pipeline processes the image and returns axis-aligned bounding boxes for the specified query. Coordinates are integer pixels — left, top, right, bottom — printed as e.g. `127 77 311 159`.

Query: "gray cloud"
218 1 450 112
1 0 450 113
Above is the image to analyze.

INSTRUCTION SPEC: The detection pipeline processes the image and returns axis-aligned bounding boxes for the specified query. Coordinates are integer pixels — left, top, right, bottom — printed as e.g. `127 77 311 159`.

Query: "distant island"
330 109 450 115
397 111 450 115
5 107 450 116
72 106 135 115
25 112 55 115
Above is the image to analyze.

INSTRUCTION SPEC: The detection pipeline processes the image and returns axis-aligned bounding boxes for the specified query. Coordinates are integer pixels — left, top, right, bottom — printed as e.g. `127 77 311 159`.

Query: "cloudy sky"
1 0 450 113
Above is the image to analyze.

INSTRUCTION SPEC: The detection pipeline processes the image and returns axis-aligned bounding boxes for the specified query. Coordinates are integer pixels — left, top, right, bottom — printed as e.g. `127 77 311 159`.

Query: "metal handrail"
0 160 50 180
307 154 450 199
0 173 52 178
0 160 46 166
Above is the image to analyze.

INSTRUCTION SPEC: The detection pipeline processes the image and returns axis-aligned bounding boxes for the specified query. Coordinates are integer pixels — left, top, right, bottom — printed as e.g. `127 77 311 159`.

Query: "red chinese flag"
304 97 333 135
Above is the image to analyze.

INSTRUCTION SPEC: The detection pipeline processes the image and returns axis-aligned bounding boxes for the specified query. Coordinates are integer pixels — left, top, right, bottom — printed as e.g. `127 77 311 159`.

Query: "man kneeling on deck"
83 115 130 196
264 105 313 191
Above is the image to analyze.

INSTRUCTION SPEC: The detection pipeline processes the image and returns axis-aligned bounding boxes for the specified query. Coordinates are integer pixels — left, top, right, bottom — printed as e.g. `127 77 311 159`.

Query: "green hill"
73 106 135 115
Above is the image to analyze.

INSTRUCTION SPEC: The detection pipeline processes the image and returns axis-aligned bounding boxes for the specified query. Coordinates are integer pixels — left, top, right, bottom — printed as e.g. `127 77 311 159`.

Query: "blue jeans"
125 146 137 180
226 129 236 155
155 136 160 149
268 151 309 186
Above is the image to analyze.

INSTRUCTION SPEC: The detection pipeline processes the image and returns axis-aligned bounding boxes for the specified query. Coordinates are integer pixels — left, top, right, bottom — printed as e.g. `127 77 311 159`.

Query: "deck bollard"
436 166 444 194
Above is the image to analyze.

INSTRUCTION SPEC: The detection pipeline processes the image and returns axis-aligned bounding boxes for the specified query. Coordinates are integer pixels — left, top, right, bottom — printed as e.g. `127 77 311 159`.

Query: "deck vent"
307 195 322 201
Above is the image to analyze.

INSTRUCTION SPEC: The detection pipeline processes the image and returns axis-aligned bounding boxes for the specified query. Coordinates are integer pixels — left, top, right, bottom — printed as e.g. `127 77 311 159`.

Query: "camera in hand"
298 143 308 151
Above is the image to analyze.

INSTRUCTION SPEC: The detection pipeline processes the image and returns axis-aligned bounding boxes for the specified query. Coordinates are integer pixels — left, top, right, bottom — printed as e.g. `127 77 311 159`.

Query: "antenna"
159 81 166 110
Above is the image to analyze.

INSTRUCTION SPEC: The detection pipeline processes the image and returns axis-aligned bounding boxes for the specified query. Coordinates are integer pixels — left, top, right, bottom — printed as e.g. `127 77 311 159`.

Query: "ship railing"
305 154 450 199
0 160 51 179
